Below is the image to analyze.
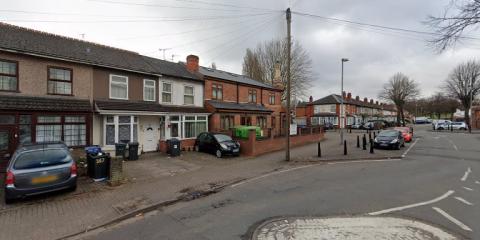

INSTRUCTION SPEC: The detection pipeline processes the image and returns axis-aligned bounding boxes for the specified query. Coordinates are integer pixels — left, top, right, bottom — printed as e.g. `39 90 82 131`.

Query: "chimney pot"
309 96 313 103
186 55 199 72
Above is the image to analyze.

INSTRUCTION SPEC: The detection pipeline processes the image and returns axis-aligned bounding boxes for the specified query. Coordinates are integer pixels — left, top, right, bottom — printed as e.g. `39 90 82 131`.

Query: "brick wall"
237 128 324 157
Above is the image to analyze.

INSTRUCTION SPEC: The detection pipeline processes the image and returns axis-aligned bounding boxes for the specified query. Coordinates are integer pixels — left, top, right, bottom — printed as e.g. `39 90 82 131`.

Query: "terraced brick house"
0 23 209 167
184 55 285 137
296 92 397 128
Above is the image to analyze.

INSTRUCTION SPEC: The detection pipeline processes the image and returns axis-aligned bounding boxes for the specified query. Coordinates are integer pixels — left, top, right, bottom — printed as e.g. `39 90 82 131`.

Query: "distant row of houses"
296 92 398 128
0 22 287 169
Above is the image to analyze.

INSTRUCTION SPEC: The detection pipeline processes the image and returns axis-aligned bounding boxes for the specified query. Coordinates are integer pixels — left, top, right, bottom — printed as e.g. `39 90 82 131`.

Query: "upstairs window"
184 86 194 105
269 93 275 105
143 79 156 102
109 75 128 100
0 60 18 91
212 83 223 100
48 67 72 95
162 82 172 103
248 89 257 103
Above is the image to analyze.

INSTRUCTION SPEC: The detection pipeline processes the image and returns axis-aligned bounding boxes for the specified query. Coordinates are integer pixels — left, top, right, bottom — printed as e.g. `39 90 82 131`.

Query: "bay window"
183 115 207 138
104 115 138 145
36 115 87 146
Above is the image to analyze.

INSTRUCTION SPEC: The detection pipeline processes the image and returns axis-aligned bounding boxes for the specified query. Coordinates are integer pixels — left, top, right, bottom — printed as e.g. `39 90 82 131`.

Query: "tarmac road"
81 125 480 240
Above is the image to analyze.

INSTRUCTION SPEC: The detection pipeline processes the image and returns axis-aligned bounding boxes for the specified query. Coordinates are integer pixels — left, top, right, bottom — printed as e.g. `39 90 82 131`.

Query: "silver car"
4 142 77 204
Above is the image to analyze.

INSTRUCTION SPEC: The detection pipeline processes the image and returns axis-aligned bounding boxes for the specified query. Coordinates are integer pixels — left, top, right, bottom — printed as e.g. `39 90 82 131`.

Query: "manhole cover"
251 216 460 240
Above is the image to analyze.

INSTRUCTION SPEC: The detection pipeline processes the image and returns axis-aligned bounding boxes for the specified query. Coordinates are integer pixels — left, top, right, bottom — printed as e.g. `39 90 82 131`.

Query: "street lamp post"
340 58 349 145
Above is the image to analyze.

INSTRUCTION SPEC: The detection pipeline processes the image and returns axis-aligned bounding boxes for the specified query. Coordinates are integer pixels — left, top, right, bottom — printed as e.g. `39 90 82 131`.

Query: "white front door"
143 123 159 152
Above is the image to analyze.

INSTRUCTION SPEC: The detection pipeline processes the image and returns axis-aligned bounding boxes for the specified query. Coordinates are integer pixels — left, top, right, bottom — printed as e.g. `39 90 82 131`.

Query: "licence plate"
233 148 239 152
32 175 58 184
380 143 388 146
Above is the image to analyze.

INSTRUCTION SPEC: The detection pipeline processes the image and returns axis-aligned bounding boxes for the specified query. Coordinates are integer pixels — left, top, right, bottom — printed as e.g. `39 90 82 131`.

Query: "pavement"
77 125 480 240
0 129 383 240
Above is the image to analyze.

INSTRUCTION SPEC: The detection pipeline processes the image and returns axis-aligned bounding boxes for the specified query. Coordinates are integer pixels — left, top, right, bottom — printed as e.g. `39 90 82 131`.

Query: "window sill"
0 89 19 93
48 93 74 96
109 97 129 100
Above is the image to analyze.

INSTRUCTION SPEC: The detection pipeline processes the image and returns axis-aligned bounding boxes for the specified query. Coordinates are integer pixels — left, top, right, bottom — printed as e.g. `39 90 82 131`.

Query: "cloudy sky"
3 0 480 101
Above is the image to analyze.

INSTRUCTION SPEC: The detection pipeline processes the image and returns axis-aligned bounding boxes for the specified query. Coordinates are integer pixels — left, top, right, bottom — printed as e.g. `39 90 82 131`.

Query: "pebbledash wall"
235 127 324 157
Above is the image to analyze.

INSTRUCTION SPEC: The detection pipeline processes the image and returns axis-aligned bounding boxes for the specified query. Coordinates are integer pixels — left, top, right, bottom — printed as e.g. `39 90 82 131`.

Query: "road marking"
231 158 402 188
461 167 472 182
401 138 419 158
454 197 474 206
462 187 473 191
448 139 458 151
231 165 314 188
432 207 472 232
368 190 454 216
326 158 402 165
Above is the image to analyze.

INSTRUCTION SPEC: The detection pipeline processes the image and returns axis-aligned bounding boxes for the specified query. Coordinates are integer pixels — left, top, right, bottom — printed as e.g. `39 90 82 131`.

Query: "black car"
195 132 240 158
373 130 405 150
4 142 77 204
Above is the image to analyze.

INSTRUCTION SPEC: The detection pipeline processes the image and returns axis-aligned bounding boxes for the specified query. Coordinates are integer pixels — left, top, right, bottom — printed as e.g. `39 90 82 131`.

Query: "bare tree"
427 0 480 51
379 73 420 126
242 38 314 101
445 60 480 131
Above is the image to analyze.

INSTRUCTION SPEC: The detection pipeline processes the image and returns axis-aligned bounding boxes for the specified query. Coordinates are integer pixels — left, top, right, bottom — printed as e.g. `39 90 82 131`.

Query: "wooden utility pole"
286 8 292 161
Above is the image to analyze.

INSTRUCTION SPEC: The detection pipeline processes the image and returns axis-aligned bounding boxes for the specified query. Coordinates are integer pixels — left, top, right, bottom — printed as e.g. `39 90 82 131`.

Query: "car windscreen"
214 134 233 143
14 149 72 170
378 131 399 137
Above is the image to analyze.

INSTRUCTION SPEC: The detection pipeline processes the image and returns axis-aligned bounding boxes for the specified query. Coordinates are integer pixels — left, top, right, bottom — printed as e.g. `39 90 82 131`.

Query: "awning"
206 100 273 114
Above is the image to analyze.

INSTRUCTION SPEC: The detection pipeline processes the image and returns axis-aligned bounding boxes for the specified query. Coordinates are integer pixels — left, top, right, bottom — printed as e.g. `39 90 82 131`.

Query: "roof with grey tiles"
311 94 384 109
0 22 200 81
199 66 278 90
206 100 273 113
0 95 91 112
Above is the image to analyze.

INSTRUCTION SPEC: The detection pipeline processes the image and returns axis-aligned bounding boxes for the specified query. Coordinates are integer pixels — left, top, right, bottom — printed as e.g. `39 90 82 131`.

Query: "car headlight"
391 139 398 144
220 143 228 150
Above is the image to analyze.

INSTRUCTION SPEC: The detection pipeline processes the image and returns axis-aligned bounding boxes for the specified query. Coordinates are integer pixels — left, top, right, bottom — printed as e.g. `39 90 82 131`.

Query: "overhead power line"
173 0 278 12
292 11 480 41
0 12 273 23
88 0 279 13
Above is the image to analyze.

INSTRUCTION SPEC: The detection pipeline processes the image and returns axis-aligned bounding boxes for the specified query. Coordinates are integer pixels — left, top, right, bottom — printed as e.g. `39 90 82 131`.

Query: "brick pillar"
108 157 124 186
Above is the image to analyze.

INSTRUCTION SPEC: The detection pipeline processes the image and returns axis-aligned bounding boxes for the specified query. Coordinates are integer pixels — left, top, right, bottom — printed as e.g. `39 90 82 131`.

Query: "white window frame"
103 115 138 146
161 81 173 104
183 85 195 105
143 79 156 102
181 115 208 139
109 74 129 100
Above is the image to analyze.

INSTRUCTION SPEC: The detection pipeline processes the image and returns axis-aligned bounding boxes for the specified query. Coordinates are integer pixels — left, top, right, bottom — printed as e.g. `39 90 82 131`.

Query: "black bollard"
349 128 352 133
369 132 372 140
450 125 453 132
357 135 360 148
317 142 322 157
362 135 367 150
370 139 374 154
344 140 347 155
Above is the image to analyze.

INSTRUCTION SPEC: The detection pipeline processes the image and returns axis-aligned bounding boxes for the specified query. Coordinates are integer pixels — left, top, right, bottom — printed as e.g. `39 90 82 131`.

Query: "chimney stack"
186 55 199 72
309 96 313 103
375 101 379 105
364 97 368 103
347 92 352 100
370 99 374 104
342 91 346 98
355 96 360 101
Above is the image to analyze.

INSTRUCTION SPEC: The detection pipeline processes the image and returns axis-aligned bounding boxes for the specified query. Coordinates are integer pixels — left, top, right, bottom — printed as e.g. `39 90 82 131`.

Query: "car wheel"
195 145 200 152
4 196 15 205
460 127 466 130
396 144 401 150
215 150 222 158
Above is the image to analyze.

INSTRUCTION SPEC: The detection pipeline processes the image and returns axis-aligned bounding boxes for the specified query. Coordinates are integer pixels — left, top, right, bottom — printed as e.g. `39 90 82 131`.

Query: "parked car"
415 117 430 124
195 132 240 158
374 130 405 150
393 127 412 142
4 143 77 204
323 122 335 130
450 122 468 130
350 123 363 129
432 119 452 130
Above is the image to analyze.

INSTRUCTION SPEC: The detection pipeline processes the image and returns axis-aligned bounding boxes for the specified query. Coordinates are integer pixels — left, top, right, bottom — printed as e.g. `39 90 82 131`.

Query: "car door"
204 134 215 154
0 126 15 173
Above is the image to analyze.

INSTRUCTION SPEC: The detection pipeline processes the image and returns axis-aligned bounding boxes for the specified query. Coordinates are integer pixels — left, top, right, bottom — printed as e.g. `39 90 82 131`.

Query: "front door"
0 127 14 173
143 125 158 152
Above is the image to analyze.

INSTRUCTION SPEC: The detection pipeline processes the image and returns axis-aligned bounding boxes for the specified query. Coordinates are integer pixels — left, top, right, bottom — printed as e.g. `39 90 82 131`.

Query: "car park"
374 130 405 150
195 132 240 158
393 127 412 142
4 142 77 204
